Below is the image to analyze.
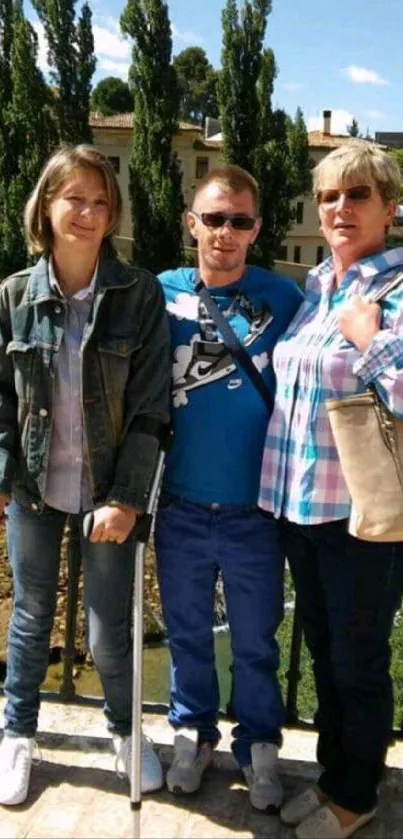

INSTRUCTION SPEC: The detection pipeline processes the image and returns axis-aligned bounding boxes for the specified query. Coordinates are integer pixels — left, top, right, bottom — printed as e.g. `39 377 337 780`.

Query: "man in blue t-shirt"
156 164 303 811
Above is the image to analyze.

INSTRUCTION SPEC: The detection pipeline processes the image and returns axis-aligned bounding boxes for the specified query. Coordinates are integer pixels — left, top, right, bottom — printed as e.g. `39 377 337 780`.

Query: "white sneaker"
0 735 35 806
166 728 214 794
242 742 283 811
113 732 163 793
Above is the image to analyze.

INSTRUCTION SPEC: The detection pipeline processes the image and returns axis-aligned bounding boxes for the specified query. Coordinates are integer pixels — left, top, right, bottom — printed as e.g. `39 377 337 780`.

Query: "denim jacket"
0 242 171 512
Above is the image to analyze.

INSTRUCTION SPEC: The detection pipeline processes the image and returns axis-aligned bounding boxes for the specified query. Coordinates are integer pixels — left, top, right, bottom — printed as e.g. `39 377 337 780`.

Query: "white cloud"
93 22 130 60
307 109 355 135
31 21 48 73
342 65 389 85
282 82 303 93
171 23 205 46
98 59 130 79
31 17 130 78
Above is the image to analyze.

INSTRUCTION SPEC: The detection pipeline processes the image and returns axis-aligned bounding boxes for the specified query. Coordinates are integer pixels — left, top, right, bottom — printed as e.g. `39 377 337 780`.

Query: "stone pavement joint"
0 698 403 838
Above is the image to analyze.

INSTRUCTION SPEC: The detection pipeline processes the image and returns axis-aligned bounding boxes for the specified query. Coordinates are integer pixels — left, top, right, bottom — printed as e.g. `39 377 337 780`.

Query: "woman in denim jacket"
0 145 171 805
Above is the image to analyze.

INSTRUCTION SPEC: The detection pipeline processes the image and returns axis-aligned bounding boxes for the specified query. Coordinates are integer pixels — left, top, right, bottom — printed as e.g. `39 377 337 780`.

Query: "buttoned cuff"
352 330 403 385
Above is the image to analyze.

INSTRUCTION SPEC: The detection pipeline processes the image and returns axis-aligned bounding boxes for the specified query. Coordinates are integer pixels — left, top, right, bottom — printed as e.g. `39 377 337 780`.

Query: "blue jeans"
4 502 135 738
283 518 403 813
155 496 285 766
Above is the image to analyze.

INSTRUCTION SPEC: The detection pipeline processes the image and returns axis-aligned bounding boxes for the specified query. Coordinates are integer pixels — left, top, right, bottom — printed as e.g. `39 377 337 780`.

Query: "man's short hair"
193 164 260 215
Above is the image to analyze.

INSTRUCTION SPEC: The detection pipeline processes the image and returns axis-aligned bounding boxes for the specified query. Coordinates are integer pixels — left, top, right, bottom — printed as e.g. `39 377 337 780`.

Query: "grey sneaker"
242 742 283 811
166 728 214 794
113 732 163 793
0 735 36 806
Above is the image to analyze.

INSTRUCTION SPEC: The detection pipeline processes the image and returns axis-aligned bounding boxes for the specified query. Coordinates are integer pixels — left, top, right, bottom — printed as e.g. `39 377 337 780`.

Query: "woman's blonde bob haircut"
313 142 401 205
25 144 123 255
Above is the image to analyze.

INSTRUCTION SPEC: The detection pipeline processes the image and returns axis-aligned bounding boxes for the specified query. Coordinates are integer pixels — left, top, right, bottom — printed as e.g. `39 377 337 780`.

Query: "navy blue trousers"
283 517 403 813
155 496 285 766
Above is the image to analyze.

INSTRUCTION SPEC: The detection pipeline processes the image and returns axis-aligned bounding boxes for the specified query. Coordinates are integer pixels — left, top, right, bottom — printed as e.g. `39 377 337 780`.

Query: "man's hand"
89 503 139 545
339 296 381 353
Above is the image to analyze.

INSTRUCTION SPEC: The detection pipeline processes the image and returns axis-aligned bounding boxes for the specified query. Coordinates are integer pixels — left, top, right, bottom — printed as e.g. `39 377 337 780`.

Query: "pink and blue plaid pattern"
259 247 403 524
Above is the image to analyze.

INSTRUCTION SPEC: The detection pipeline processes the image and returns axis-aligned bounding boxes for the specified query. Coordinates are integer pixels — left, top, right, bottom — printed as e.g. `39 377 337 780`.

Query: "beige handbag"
326 270 403 542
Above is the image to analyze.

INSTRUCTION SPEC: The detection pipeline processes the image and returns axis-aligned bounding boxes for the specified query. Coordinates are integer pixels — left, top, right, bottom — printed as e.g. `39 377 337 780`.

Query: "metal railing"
1 521 403 741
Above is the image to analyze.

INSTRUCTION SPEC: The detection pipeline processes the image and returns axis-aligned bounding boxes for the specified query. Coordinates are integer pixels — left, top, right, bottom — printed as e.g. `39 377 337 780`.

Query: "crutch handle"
83 509 152 543
83 511 94 540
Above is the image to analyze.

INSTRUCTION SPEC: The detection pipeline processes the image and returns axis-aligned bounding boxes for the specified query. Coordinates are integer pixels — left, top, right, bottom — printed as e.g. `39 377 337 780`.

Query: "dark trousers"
283 517 403 813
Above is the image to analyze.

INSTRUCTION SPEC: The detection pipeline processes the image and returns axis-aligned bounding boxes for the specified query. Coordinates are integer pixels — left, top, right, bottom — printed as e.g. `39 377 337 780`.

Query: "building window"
296 202 304 224
276 245 288 261
316 245 324 264
293 246 301 264
195 157 209 179
107 156 120 174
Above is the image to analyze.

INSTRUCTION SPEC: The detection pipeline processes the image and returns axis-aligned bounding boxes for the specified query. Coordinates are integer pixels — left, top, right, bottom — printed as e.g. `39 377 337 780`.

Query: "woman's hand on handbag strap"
339 295 381 353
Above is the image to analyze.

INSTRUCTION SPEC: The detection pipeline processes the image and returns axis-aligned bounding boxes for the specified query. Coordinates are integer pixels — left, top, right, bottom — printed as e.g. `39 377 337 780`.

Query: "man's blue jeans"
283 517 403 813
4 501 135 738
155 496 285 767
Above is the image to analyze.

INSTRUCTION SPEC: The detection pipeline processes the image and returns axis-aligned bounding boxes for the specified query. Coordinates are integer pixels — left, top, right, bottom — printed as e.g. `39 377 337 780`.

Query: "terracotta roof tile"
307 131 385 149
89 112 202 132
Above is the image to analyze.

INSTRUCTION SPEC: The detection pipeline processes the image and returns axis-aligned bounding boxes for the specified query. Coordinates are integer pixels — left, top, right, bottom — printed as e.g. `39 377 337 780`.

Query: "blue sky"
27 0 403 137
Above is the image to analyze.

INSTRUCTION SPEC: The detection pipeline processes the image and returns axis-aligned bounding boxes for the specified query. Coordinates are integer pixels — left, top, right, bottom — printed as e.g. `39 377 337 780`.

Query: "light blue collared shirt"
44 259 97 513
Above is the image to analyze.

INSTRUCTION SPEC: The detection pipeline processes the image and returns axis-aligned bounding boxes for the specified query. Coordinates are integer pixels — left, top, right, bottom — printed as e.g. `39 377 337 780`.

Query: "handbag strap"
194 278 273 411
368 269 403 304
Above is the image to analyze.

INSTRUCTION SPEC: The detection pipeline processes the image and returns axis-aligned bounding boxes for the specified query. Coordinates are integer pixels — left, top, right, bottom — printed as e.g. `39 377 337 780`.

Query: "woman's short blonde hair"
313 142 401 204
25 144 123 254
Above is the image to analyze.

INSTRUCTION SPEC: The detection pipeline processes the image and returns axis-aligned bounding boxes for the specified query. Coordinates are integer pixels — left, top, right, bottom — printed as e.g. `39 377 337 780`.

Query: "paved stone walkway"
0 698 403 838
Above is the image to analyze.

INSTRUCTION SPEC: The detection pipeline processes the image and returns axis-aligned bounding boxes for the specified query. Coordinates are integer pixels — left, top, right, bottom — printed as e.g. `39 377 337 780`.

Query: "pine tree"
31 0 95 143
120 0 184 272
91 77 133 116
0 1 55 278
173 47 219 125
218 0 311 267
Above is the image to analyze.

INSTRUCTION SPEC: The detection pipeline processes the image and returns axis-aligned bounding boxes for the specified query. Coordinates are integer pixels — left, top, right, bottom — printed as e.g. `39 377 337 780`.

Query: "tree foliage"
218 0 311 267
0 1 55 278
173 47 219 125
347 117 360 138
120 0 184 273
31 0 95 143
389 148 403 202
91 76 133 115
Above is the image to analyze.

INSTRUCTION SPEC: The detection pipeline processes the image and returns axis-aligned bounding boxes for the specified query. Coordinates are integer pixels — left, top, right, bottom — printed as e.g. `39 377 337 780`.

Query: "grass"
277 567 403 731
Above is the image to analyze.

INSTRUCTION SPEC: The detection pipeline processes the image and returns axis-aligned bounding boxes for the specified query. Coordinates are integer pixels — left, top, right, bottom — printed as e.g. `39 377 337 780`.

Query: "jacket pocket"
97 337 141 435
6 340 35 404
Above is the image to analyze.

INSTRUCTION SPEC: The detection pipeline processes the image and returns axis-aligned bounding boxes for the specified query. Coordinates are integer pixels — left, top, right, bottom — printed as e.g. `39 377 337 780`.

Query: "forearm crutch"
83 435 169 839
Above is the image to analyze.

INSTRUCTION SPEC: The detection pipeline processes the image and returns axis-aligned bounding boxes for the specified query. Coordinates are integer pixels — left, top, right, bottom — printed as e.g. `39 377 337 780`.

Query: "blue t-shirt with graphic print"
158 265 303 504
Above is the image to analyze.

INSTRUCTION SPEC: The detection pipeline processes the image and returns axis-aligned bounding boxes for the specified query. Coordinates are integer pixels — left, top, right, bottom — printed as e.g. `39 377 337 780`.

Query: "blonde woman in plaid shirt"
259 143 403 839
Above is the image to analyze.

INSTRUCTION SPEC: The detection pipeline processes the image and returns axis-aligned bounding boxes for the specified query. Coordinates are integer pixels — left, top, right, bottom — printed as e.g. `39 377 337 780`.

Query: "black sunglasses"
192 211 257 230
317 184 372 207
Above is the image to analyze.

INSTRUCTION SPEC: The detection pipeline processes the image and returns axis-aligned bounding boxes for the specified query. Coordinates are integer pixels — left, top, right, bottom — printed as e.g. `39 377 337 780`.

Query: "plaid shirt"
259 246 403 524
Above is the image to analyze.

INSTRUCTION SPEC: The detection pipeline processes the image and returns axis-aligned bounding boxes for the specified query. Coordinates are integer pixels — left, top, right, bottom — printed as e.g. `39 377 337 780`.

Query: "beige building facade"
90 109 402 275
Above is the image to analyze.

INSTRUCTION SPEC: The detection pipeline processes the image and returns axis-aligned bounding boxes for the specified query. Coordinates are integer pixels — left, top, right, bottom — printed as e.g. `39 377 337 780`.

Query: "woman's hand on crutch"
85 503 140 544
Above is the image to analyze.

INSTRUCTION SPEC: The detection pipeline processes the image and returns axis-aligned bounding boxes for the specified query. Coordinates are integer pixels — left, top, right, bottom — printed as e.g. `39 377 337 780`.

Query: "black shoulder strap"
195 279 273 412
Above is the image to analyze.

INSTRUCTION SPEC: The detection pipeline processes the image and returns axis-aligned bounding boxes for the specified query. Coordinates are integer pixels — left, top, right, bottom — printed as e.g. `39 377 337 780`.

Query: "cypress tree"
218 0 311 267
0 1 54 278
120 0 184 273
31 0 95 143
